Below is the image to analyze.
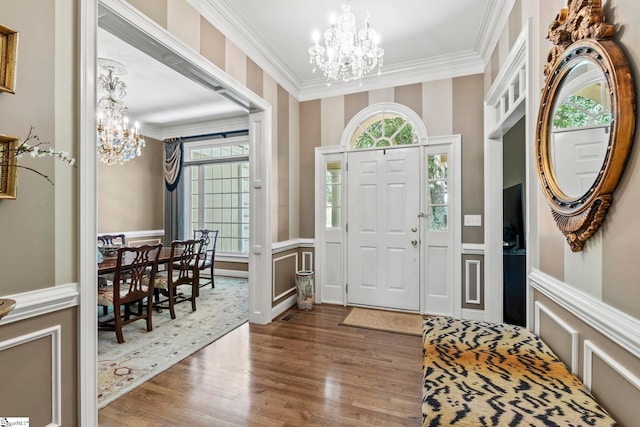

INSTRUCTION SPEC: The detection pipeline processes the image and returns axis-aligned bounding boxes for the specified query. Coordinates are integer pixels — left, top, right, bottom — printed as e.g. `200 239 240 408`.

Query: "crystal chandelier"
96 58 145 165
308 0 384 84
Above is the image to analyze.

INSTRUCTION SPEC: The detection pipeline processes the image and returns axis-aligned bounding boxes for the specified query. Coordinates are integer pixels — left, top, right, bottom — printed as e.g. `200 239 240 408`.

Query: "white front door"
347 147 421 311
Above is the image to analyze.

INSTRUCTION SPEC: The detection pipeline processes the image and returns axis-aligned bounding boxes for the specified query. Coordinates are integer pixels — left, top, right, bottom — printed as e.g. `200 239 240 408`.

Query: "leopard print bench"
422 316 617 426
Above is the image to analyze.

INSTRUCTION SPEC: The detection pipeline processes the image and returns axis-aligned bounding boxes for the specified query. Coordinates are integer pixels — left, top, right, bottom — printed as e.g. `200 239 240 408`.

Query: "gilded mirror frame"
536 0 635 252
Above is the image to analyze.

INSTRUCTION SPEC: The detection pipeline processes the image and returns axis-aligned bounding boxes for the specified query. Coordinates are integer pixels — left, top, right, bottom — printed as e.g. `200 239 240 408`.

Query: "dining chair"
152 239 201 319
98 243 162 344
193 229 218 293
97 234 129 315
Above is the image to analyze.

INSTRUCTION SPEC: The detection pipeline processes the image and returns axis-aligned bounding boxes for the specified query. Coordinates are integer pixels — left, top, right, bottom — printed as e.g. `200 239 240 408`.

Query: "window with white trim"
350 112 418 149
183 136 249 254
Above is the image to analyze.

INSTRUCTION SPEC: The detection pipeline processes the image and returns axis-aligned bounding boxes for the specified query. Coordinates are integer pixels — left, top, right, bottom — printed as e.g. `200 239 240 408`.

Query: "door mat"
340 307 424 336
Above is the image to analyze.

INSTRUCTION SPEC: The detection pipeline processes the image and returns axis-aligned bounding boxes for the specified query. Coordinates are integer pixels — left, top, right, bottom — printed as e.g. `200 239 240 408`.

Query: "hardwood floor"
98 304 423 426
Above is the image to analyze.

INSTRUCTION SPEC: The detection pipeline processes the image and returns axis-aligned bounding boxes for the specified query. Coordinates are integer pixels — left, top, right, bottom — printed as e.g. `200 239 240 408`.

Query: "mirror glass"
549 59 611 199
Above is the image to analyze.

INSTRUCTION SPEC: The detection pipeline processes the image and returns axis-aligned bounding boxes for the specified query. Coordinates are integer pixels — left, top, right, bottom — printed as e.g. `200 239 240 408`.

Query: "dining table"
97 246 180 275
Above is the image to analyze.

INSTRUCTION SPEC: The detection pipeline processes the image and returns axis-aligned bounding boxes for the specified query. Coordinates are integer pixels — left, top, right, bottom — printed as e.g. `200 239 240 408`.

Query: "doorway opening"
315 102 461 316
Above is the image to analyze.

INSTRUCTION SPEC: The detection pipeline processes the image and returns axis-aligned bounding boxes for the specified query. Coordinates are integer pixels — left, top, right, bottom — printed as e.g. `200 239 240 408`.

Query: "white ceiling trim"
187 0 301 97
190 0 513 102
141 116 250 141
298 51 486 101
161 116 250 140
475 0 516 61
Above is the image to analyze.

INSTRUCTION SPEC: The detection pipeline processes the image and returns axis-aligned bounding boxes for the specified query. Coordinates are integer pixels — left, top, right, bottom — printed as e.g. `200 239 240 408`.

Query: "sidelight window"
427 153 448 231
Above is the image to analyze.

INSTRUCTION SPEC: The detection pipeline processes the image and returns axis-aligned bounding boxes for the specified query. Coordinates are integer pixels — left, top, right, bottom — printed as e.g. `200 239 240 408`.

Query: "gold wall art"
0 24 18 94
0 134 18 199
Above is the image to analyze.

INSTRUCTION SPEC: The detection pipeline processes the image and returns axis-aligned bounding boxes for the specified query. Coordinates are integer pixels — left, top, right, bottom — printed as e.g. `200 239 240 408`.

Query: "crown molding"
188 0 301 97
141 116 250 141
298 51 485 101
162 116 250 139
475 0 516 62
185 0 514 101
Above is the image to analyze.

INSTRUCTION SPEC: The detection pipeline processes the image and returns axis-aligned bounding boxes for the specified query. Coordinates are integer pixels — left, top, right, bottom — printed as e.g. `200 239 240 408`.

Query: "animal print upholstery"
422 317 617 426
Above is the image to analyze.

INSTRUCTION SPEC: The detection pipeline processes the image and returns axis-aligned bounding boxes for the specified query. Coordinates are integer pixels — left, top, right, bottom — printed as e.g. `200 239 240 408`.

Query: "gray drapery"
163 138 184 244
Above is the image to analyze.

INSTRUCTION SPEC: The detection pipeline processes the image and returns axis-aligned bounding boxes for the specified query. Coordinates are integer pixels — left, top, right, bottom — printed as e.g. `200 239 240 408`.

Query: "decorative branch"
2 126 76 186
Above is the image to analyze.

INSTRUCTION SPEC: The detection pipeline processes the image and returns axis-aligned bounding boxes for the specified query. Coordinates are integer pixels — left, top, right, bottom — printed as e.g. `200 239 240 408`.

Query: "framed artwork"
0 24 19 94
0 134 18 199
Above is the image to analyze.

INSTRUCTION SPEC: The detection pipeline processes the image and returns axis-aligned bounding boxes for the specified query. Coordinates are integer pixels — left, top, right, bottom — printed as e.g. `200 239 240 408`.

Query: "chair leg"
210 262 215 288
191 282 197 312
146 296 153 332
168 285 176 320
114 304 124 344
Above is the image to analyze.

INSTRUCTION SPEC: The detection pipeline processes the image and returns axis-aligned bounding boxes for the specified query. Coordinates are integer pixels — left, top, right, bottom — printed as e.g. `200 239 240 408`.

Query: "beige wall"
453 74 485 244
299 77 485 243
0 0 78 421
98 136 165 233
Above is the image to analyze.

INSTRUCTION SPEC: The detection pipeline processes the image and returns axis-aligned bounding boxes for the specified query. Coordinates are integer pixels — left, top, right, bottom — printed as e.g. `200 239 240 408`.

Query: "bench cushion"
422 316 616 426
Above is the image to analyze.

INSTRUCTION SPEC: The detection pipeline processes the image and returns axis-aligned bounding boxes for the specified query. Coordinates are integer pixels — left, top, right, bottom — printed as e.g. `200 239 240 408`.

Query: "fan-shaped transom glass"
350 113 418 149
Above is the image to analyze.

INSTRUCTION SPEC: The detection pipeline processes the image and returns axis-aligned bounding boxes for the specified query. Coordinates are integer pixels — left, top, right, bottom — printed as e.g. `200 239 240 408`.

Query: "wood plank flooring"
98 304 423 426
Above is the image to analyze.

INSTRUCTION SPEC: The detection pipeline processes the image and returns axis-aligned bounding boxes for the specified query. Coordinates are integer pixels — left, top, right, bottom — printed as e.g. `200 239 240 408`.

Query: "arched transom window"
350 112 418 149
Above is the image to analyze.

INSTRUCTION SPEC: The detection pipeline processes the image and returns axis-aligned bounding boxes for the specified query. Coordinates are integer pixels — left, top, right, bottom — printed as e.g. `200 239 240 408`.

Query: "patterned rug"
98 276 248 408
340 307 424 336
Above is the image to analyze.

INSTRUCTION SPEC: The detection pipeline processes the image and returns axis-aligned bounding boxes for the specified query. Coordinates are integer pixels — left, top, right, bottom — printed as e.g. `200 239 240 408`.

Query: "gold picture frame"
0 134 18 199
0 24 19 94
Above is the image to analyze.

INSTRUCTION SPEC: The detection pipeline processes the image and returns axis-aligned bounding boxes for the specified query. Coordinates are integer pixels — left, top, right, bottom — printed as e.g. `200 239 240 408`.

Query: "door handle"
411 239 418 246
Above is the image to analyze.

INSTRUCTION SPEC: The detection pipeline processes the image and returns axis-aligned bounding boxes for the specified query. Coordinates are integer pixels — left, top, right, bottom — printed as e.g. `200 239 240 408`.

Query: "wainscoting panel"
530 268 640 426
272 251 298 303
0 325 62 426
302 251 313 272
461 253 484 310
534 301 579 374
464 259 481 305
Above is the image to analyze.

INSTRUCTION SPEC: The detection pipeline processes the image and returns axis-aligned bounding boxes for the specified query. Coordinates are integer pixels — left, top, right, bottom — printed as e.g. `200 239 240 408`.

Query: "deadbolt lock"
411 226 418 232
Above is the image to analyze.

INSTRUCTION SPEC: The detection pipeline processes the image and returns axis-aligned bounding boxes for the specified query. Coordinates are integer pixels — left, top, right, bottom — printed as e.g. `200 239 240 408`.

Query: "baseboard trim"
271 294 297 319
530 268 640 359
461 308 486 321
0 283 79 326
216 269 249 279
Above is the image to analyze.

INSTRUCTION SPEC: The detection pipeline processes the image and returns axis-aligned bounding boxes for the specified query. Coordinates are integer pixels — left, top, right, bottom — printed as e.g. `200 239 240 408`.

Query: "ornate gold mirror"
536 0 635 252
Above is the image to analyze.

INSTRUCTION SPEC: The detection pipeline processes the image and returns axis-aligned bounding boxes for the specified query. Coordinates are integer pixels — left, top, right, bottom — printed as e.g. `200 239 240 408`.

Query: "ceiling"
97 0 510 135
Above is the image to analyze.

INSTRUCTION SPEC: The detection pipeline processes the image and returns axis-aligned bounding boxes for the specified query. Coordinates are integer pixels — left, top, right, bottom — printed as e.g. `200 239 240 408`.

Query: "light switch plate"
464 215 482 226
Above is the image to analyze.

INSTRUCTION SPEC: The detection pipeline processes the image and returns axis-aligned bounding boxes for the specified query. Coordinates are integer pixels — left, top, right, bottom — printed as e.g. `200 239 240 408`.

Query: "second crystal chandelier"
308 0 384 84
96 58 145 165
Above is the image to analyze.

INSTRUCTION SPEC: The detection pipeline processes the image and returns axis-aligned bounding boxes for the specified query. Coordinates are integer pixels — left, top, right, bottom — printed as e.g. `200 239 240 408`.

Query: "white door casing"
347 147 421 311
315 103 460 317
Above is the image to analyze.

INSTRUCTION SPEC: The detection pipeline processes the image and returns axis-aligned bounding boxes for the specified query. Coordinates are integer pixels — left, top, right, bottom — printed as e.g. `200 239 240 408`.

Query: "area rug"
340 307 424 336
97 276 248 408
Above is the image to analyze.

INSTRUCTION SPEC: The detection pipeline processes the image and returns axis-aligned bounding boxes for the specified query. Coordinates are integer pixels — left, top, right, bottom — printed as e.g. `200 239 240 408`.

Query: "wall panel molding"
272 252 298 302
0 283 79 326
0 325 62 426
530 268 640 359
464 259 481 305
302 251 313 272
583 340 640 393
534 301 579 374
